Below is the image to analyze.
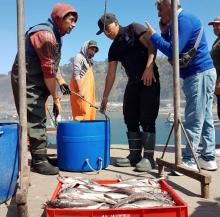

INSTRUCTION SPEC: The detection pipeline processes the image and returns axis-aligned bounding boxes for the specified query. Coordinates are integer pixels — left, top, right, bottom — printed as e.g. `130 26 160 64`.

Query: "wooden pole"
16 0 29 216
171 0 182 166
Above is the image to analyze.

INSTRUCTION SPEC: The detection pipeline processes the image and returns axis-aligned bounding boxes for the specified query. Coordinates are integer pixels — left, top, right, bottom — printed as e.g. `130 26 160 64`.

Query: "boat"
165 112 174 125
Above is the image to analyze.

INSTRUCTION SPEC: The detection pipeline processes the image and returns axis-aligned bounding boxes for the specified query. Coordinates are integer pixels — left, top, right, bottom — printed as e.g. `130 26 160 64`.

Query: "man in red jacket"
11 3 78 175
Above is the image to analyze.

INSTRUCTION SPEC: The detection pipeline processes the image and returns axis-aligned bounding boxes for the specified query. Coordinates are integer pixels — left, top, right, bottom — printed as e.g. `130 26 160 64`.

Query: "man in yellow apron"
70 40 99 120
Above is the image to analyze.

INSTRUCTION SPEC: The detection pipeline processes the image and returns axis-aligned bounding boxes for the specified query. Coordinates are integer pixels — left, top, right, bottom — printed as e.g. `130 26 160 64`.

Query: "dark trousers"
11 56 50 155
123 79 160 133
217 95 220 120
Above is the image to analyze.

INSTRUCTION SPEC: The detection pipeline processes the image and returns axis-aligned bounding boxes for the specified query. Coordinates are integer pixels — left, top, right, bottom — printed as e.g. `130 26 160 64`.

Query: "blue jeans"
182 68 217 162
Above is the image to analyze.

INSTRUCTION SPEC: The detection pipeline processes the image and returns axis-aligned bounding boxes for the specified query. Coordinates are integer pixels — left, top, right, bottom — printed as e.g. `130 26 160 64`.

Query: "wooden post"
16 0 30 216
171 0 182 166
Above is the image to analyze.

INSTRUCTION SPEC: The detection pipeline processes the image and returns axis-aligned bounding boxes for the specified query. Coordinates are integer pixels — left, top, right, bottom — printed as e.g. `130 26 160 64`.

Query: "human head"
96 13 119 40
51 2 78 36
156 0 181 25
87 40 99 59
208 17 220 37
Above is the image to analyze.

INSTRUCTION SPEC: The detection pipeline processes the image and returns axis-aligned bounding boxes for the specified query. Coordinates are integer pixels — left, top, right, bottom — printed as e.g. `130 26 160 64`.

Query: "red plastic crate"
46 179 188 217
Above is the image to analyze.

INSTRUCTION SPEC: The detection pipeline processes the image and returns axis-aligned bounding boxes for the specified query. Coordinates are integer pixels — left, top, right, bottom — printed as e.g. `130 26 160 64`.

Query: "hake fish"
47 199 98 208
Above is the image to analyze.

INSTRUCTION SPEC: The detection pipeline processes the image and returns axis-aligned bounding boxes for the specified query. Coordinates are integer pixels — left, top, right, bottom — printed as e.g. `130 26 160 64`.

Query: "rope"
103 0 108 32
47 107 57 128
85 157 103 174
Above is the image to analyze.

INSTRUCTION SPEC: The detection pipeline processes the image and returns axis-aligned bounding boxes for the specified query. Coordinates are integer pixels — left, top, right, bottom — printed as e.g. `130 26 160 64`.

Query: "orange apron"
70 67 96 120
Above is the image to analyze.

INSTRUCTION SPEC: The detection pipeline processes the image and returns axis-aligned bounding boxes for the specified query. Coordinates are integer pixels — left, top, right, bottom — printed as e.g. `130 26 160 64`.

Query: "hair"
63 12 78 20
156 0 181 7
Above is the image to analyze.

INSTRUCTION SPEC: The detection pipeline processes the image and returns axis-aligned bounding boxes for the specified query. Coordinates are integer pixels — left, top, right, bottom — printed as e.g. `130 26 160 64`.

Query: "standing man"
209 17 220 121
146 0 217 170
209 17 220 157
97 13 160 172
11 3 78 175
70 40 99 120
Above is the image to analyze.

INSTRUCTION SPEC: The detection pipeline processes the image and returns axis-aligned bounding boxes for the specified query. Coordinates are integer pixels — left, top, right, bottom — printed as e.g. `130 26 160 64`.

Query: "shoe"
115 158 134 167
215 149 220 157
182 161 199 172
135 157 155 172
198 158 218 171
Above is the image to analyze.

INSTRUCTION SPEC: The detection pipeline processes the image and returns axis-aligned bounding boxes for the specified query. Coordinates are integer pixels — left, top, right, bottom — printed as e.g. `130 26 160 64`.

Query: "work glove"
53 98 62 118
60 83 71 95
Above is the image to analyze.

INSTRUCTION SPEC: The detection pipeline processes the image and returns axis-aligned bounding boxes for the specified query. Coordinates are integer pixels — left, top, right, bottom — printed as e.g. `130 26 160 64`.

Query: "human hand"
53 98 62 118
145 21 156 38
60 83 71 95
141 68 156 86
100 97 108 112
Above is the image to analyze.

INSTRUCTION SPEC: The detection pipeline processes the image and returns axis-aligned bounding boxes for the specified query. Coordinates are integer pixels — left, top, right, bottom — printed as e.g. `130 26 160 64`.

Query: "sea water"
48 111 220 145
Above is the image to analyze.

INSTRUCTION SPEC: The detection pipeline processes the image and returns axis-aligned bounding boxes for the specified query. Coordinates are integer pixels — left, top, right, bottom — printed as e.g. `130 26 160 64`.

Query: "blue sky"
0 0 219 74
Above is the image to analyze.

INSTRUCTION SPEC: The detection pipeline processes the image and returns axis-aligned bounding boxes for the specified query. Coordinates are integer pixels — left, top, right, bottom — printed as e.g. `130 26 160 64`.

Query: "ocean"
48 111 220 145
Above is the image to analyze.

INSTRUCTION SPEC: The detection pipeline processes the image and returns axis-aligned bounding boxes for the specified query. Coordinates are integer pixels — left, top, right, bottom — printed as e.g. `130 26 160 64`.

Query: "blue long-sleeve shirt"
151 10 213 79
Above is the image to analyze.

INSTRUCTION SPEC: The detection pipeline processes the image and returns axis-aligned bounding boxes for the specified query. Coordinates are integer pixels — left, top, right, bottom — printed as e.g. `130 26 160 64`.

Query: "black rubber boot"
31 150 59 175
115 132 142 167
136 132 156 172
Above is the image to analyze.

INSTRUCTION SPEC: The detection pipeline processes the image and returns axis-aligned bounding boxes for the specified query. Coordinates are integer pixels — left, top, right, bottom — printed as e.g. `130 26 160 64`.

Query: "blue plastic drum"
0 123 19 204
57 120 110 172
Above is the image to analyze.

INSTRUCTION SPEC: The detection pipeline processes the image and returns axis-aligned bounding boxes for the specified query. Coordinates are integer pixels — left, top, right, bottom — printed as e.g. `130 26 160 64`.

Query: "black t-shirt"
108 22 158 80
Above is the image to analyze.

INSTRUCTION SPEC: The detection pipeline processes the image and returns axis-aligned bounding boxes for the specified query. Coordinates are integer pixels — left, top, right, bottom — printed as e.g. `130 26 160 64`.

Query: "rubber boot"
31 149 59 175
136 132 156 172
115 132 142 167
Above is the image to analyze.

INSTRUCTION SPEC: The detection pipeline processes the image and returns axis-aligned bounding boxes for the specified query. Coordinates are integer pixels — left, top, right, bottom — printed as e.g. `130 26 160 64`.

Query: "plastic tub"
0 123 19 204
46 179 188 217
57 120 110 172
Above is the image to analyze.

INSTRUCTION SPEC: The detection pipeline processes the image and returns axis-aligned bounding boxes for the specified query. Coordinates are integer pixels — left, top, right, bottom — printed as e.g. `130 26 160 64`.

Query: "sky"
0 0 219 74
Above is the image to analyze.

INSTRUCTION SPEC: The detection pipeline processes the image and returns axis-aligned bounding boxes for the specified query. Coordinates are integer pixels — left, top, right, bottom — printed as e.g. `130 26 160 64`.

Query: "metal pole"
16 0 29 216
171 0 182 165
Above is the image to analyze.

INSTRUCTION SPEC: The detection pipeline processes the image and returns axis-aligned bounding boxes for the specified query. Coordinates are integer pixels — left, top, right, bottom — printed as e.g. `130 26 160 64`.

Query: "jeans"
182 68 217 162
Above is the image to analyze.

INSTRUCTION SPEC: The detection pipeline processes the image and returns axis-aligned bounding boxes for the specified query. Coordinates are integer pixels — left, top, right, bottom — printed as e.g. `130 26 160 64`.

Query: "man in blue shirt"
146 0 217 171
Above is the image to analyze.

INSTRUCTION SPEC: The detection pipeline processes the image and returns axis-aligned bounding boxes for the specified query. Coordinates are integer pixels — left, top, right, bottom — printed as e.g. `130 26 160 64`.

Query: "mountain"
0 56 179 113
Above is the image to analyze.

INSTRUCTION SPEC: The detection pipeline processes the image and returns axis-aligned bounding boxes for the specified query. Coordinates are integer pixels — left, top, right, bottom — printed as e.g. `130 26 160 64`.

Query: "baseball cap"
88 40 99 52
96 13 117 35
208 17 220 25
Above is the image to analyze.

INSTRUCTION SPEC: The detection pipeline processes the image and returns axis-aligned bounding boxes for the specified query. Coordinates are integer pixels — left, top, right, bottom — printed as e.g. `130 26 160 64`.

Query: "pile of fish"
46 176 176 209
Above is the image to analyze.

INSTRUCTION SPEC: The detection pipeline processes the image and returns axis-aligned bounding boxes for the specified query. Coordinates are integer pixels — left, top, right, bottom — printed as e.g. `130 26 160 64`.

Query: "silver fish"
47 199 98 208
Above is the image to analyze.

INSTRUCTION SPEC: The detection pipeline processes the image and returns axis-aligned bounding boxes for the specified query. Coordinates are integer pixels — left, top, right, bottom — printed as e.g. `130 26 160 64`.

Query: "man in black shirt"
97 13 160 172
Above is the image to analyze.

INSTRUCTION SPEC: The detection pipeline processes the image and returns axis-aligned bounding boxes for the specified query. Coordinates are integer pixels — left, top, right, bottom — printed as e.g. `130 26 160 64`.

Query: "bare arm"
139 32 157 86
44 77 58 100
100 61 118 111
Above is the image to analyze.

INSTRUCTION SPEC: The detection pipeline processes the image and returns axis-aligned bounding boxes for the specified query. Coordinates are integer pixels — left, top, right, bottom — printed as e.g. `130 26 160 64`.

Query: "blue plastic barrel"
57 120 110 172
0 123 19 204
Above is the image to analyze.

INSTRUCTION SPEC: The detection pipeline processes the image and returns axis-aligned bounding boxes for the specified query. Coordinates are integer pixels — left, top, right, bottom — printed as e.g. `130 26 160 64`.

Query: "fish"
112 192 174 208
47 199 98 208
104 192 128 200
59 191 117 205
120 199 167 208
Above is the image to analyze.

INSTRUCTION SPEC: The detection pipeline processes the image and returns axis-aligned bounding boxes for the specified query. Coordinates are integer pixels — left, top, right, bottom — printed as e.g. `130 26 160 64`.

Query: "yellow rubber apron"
70 67 96 120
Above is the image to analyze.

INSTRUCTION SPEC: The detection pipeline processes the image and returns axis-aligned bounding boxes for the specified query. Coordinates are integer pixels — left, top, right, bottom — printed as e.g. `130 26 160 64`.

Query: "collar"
178 8 183 16
167 8 183 26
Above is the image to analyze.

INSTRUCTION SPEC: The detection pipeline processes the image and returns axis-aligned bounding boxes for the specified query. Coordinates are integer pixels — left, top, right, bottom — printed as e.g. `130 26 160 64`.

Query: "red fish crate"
46 179 188 217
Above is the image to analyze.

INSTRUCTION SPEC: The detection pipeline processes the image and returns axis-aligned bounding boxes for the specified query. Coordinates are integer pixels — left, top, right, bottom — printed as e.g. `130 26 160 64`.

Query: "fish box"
46 180 188 217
